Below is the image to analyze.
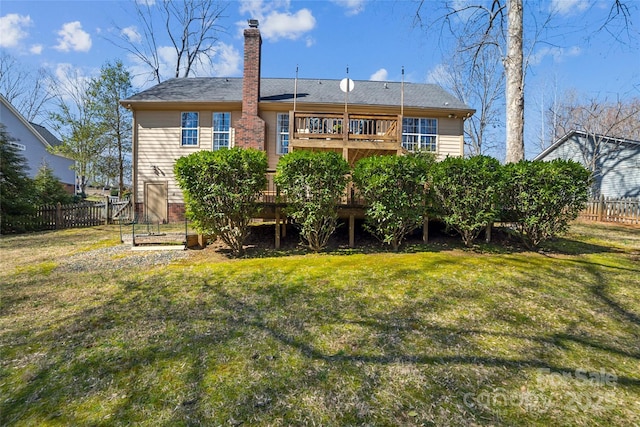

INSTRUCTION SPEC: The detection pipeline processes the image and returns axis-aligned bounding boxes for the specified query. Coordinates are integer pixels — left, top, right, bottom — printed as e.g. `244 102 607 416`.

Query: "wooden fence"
579 197 640 225
35 198 133 231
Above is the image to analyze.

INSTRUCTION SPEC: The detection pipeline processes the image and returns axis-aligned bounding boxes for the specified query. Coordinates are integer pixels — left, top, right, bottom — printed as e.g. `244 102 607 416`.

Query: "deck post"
485 222 492 243
275 207 281 249
423 215 429 243
281 217 286 238
349 214 355 248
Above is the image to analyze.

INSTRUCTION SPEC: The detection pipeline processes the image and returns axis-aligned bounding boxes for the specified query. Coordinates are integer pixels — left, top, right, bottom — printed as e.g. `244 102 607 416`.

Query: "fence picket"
579 197 640 224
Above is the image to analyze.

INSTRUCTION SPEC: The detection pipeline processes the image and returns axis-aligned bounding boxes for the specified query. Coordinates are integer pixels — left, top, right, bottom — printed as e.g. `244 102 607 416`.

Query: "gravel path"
57 244 191 273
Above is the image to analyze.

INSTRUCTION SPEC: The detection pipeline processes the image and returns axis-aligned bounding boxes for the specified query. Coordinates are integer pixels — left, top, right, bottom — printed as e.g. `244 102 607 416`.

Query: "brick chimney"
236 19 265 150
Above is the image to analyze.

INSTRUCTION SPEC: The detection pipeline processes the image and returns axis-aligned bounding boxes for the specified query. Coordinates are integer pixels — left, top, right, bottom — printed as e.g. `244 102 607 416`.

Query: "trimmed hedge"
274 150 350 251
353 153 435 250
501 159 590 248
432 155 502 247
174 148 267 256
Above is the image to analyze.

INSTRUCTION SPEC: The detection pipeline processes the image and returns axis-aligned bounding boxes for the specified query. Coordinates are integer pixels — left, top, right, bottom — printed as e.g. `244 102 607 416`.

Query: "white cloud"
261 9 316 41
237 1 316 42
550 0 590 15
51 63 93 101
370 68 388 81
331 0 365 16
530 46 581 65
305 36 315 48
239 0 291 18
0 13 33 48
121 26 142 44
127 42 241 88
29 44 43 55
55 21 92 52
210 42 242 76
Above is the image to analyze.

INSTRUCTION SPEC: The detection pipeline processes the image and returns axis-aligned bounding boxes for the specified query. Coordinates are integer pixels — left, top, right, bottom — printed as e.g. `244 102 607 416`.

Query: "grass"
1 222 639 426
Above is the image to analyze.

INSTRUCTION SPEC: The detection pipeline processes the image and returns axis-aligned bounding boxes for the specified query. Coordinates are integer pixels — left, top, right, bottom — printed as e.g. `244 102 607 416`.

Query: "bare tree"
550 95 640 142
416 0 634 163
110 0 228 84
433 38 505 157
504 0 524 163
0 51 53 123
48 68 107 195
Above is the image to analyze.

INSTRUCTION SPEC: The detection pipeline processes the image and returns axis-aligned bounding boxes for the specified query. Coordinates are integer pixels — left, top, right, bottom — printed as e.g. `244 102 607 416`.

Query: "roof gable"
534 130 640 161
0 94 56 149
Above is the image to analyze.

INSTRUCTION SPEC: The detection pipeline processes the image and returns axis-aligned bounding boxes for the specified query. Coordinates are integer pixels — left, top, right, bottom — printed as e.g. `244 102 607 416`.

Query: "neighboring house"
122 21 475 223
1 94 76 192
534 130 640 199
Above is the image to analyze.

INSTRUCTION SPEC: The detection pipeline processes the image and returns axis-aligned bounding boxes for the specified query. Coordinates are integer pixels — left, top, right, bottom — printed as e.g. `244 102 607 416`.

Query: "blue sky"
1 0 639 158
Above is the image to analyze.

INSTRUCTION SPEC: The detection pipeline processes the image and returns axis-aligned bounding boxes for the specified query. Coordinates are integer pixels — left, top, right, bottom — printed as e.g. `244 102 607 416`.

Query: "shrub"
352 153 435 250
431 155 502 247
501 159 590 248
274 150 350 251
34 163 73 206
174 148 267 256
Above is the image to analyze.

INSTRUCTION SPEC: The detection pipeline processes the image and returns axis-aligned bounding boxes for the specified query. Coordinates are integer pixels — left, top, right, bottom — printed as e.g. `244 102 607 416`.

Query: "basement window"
181 112 199 146
402 118 437 152
213 112 231 150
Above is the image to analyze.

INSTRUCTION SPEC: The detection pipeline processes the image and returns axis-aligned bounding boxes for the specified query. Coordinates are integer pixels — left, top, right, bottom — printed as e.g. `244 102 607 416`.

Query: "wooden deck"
289 112 404 165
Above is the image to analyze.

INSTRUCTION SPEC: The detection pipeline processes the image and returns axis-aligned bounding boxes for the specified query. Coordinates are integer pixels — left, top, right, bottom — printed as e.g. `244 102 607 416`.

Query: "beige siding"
134 108 466 206
437 117 464 160
135 109 240 204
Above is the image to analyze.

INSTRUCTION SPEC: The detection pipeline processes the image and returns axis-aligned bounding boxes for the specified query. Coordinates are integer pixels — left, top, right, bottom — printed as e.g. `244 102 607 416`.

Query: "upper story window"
181 112 199 146
402 118 437 152
213 112 231 150
277 113 289 154
9 141 26 151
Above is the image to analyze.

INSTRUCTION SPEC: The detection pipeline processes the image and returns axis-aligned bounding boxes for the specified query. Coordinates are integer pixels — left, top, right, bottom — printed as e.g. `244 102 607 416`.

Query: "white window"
181 112 199 146
277 113 289 154
402 118 437 152
213 112 231 150
9 141 26 151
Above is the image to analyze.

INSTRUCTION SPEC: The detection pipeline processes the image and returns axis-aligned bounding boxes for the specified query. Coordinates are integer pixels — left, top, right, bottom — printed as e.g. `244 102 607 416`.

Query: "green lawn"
1 222 639 426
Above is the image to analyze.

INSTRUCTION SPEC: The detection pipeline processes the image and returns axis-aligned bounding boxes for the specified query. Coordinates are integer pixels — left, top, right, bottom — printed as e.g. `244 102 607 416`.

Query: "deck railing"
260 171 365 205
291 112 401 143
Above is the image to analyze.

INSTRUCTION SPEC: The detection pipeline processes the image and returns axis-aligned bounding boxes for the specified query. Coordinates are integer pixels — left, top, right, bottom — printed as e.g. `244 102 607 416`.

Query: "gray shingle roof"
29 122 62 147
125 77 473 111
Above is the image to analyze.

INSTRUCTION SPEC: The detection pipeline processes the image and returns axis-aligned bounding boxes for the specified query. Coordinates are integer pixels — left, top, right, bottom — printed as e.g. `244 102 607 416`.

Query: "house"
0 94 76 192
122 20 474 223
534 130 640 198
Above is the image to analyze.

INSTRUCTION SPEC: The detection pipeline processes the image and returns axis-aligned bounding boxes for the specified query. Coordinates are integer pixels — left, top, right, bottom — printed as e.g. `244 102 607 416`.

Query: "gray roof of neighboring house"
29 122 62 147
534 130 640 160
124 77 474 112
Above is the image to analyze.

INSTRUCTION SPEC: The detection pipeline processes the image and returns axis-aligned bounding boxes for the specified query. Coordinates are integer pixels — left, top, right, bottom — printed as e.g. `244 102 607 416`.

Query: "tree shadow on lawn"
3 266 640 426
213 220 616 260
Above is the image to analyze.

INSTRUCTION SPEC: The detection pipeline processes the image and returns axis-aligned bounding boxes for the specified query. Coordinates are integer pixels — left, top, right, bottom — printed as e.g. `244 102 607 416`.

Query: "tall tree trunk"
505 0 525 163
